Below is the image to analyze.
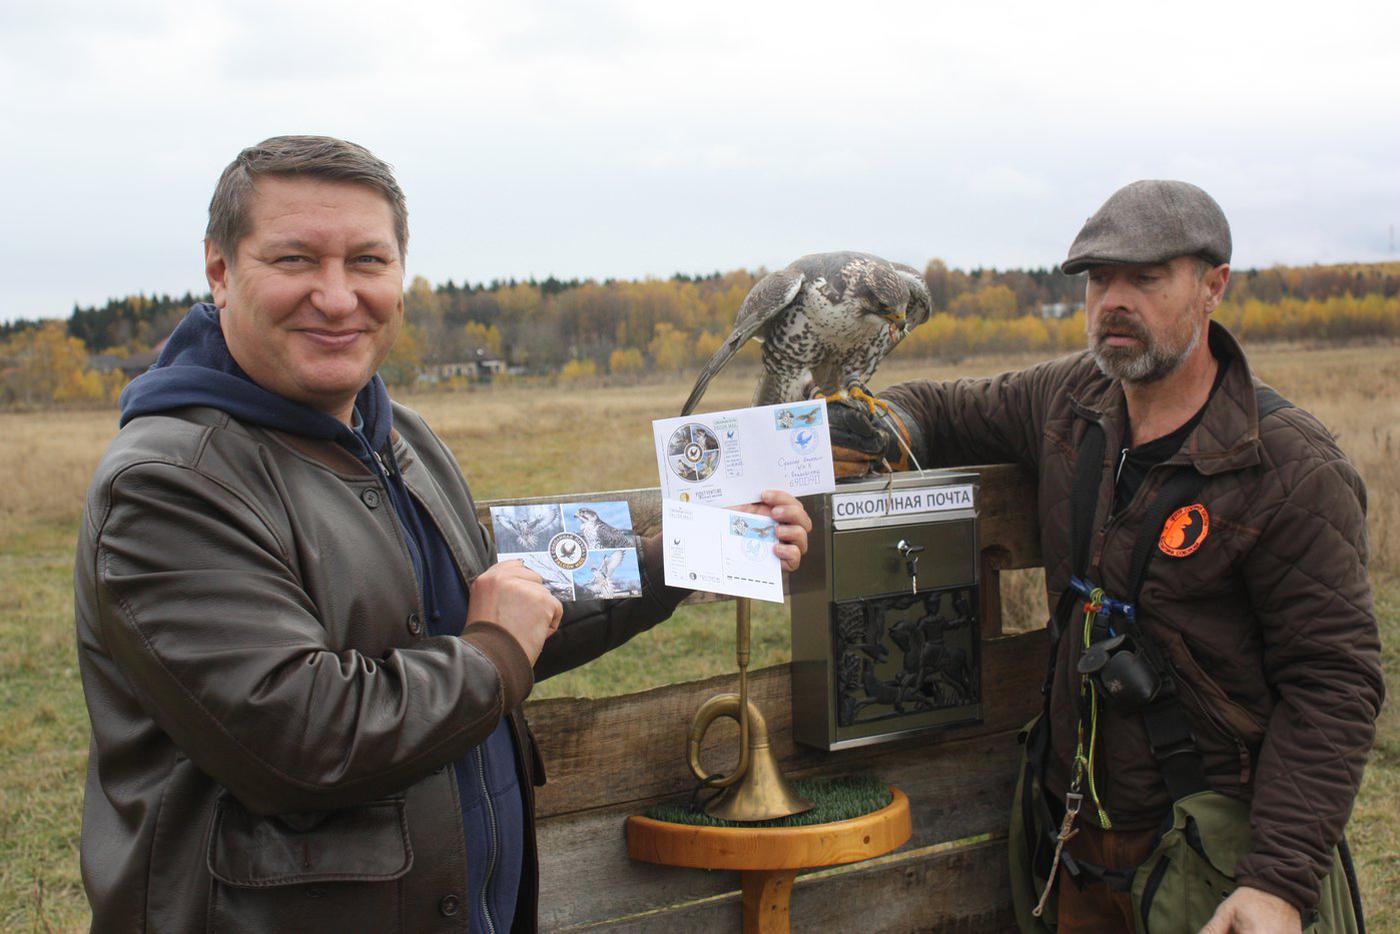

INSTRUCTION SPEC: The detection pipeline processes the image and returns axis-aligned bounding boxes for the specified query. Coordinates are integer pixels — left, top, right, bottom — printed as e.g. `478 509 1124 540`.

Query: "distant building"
1038 302 1082 320
418 346 508 384
90 338 167 378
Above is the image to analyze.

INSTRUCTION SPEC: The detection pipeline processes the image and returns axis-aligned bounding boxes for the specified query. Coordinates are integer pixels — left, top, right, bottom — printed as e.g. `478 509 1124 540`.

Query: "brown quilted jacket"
882 323 1383 910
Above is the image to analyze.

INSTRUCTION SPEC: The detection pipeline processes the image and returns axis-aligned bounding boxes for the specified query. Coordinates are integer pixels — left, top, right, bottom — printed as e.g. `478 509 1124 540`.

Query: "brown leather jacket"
883 323 1383 910
75 403 685 932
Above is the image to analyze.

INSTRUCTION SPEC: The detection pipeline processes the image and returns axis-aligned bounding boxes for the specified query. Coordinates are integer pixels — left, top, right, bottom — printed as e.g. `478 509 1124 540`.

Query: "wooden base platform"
627 787 912 932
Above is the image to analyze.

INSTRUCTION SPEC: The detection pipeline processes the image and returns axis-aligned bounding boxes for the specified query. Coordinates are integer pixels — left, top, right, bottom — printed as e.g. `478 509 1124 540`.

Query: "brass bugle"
685 597 813 821
686 692 813 822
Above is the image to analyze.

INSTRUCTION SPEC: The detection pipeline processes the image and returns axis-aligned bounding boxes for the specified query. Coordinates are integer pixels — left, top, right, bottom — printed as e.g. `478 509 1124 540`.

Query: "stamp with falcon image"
498 551 576 602
563 501 636 550
775 403 824 430
572 548 643 600
489 503 565 554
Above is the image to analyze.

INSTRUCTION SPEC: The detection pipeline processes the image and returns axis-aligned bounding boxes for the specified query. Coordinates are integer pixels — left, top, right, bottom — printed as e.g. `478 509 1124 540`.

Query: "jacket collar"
1067 321 1263 476
265 426 411 478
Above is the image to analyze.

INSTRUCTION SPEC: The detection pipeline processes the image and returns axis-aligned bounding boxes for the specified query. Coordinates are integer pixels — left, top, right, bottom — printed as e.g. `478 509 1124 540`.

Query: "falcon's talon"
812 388 851 406
846 384 893 419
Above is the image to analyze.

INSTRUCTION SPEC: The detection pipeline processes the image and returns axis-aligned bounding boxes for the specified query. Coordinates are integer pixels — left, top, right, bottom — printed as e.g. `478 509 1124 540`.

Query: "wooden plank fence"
480 464 1043 932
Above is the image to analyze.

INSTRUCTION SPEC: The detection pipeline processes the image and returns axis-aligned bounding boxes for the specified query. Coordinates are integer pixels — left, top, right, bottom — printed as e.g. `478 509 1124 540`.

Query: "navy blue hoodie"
121 304 524 932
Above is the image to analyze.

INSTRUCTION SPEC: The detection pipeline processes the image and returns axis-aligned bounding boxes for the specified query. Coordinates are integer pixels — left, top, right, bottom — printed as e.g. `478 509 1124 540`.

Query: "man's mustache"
1094 314 1150 345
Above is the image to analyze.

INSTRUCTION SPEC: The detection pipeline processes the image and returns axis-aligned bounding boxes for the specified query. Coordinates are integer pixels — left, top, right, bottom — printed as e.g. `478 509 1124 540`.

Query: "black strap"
1070 422 1108 586
1109 453 1212 801
1338 834 1367 934
1045 420 1108 653
1256 384 1293 421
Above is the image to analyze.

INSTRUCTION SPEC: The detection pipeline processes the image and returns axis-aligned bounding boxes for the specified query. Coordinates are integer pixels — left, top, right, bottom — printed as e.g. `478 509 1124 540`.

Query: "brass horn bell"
687 692 813 822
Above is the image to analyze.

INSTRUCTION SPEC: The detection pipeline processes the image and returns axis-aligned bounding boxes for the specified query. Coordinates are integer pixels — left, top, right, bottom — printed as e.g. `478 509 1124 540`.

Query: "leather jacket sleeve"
91 459 531 817
880 356 1066 471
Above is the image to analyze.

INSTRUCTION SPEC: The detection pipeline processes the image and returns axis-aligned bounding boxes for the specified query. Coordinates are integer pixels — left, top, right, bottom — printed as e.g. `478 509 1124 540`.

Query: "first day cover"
652 399 836 508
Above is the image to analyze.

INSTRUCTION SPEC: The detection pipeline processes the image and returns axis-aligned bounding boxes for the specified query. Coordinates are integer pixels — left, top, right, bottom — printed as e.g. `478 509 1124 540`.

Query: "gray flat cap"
1062 180 1231 275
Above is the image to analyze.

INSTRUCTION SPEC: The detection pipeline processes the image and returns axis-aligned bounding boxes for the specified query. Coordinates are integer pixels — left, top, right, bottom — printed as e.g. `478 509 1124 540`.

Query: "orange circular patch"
1159 504 1209 557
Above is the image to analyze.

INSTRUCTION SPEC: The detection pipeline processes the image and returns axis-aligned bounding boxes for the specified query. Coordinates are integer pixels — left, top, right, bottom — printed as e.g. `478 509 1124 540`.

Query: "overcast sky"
2 0 1397 323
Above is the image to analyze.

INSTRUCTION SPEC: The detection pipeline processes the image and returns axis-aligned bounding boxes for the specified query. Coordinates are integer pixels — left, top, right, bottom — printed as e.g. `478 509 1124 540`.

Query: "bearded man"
830 180 1381 933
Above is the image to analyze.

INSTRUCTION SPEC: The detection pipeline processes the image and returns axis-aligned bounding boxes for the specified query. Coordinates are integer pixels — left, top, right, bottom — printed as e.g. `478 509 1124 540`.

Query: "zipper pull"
1114 447 1129 484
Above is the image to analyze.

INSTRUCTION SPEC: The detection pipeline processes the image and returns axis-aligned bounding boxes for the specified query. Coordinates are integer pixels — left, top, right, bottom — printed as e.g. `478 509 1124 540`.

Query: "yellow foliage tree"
559 358 598 382
0 321 106 404
379 321 424 387
608 347 645 376
54 366 107 403
403 275 444 320
648 323 692 372
949 284 1018 320
693 331 724 362
464 321 503 357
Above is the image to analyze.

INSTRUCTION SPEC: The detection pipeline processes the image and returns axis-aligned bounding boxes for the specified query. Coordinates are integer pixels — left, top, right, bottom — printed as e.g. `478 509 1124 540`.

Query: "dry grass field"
1 343 1396 930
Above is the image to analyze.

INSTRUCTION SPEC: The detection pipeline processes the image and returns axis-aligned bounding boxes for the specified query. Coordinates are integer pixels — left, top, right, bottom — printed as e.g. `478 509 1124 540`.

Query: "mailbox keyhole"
895 539 925 594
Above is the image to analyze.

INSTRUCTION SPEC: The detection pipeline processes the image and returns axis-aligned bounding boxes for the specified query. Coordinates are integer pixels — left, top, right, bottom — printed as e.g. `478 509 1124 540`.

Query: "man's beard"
1088 313 1202 384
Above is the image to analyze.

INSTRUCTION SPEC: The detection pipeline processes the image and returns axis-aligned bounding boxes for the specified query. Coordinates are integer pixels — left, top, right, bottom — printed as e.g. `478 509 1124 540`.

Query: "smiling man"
829 180 1380 932
73 136 810 933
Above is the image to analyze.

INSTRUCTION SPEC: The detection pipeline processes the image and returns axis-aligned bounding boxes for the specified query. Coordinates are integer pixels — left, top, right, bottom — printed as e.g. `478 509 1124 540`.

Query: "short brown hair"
206 135 408 259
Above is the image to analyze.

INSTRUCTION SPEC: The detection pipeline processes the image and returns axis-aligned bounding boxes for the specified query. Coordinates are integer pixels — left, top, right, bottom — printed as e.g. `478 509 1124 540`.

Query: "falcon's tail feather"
681 336 746 415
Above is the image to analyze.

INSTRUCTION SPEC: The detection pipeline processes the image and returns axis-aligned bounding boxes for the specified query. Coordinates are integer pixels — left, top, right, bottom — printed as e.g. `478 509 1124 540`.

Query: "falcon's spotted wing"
680 269 804 415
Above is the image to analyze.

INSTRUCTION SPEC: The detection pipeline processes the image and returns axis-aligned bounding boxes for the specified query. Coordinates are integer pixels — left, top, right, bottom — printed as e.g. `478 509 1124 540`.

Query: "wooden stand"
627 787 912 933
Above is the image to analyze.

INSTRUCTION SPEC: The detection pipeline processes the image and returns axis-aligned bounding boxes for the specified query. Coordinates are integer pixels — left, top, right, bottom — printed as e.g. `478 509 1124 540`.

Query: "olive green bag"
1130 790 1359 934
1010 750 1363 934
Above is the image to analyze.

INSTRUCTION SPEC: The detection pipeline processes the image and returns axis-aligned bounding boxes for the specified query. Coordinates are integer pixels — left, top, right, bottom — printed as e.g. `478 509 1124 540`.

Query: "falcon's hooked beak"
879 309 907 339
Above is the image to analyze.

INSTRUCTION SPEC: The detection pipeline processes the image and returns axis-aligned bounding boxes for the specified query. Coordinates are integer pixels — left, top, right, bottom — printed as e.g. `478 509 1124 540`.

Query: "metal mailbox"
790 470 983 750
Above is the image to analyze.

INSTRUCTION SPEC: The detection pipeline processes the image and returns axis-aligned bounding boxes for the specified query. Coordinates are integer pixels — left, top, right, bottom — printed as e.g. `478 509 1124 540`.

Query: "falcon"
574 507 634 550
681 252 931 416
496 508 556 551
583 549 627 599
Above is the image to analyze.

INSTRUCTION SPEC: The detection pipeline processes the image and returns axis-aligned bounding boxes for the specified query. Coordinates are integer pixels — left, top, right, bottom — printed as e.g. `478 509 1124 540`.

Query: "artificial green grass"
642 775 892 828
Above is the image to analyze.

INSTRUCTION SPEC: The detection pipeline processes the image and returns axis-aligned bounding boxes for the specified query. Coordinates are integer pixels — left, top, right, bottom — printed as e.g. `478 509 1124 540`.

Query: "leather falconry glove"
826 396 920 480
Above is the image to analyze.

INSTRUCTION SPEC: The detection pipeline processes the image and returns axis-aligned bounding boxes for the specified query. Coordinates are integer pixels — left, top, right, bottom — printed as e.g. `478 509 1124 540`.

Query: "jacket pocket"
206 793 412 933
1155 628 1266 783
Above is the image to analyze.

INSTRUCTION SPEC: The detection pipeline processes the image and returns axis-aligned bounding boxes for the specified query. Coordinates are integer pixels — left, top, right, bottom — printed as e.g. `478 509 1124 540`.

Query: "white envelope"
652 400 836 507
662 499 784 603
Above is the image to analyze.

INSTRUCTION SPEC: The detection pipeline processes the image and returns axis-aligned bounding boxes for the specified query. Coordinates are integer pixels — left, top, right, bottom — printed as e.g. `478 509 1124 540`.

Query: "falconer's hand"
827 397 918 480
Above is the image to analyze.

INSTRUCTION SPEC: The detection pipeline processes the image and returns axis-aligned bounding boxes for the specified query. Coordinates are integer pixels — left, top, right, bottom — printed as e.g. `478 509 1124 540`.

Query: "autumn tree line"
2 260 1398 407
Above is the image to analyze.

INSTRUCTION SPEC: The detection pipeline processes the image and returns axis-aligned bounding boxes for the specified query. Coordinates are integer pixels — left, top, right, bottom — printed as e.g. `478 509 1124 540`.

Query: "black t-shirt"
1113 356 1229 513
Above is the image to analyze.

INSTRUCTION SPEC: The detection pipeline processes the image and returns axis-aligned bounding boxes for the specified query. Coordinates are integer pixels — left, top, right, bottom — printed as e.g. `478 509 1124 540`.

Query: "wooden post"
741 869 797 932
